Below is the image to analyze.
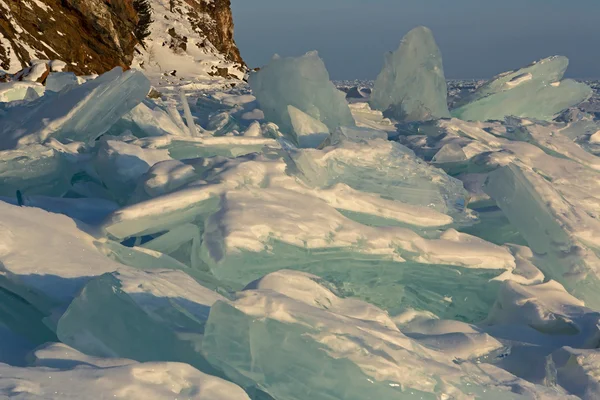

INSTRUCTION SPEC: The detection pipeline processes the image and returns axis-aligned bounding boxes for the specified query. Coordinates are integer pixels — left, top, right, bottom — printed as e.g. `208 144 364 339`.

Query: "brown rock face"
190 0 244 65
0 0 138 74
0 0 244 74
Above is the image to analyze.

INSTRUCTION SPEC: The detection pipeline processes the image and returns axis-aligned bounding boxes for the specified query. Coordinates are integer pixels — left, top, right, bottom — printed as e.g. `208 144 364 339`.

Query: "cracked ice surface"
1 28 600 400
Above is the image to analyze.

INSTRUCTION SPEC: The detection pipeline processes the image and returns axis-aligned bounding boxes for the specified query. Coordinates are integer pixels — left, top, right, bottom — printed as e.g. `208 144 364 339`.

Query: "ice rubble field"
1 26 600 400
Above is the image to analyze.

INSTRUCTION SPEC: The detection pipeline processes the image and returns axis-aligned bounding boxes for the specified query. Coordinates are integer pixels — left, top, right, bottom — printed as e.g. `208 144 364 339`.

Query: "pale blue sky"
230 0 600 80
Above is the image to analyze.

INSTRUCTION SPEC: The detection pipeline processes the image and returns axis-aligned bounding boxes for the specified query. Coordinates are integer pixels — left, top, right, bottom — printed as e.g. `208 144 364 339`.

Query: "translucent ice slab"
56 269 226 374
485 164 600 309
291 138 468 217
287 105 330 148
451 56 592 121
0 144 72 197
0 67 150 150
133 135 278 160
370 26 451 122
0 81 45 102
45 72 79 92
0 272 58 350
249 51 355 135
550 347 600 399
203 270 565 400
108 102 189 138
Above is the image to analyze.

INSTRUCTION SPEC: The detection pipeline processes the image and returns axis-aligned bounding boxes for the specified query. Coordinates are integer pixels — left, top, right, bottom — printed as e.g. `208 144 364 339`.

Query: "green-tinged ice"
203 301 436 400
203 282 535 400
204 239 502 322
91 139 171 203
165 139 272 159
370 26 451 122
249 51 355 136
0 82 45 102
0 67 150 150
287 105 330 148
45 72 78 93
484 164 600 309
451 56 592 122
56 271 224 376
96 239 233 294
290 139 468 217
0 273 57 346
0 144 72 197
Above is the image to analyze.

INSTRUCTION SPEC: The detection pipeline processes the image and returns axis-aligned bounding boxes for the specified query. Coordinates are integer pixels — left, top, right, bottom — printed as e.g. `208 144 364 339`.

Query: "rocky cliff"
0 0 244 78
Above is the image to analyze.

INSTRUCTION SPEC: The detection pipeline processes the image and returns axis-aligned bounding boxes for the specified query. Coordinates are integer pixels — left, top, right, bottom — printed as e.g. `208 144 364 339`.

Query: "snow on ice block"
0 201 123 302
486 280 600 339
451 56 592 121
201 190 519 321
130 159 198 201
49 60 67 72
291 138 468 216
370 26 451 122
92 139 172 202
109 102 189 137
202 271 452 399
0 343 250 400
0 67 150 150
56 269 227 374
551 347 600 399
0 81 45 102
484 164 600 309
203 270 562 400
249 51 355 135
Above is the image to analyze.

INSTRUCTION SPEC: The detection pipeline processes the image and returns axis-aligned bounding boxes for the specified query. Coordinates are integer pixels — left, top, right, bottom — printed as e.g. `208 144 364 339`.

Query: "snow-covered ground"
1 26 600 399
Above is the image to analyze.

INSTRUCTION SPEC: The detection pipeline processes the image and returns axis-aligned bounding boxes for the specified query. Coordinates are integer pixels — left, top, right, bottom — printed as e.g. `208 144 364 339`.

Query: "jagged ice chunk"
249 51 355 137
451 56 592 121
370 26 451 122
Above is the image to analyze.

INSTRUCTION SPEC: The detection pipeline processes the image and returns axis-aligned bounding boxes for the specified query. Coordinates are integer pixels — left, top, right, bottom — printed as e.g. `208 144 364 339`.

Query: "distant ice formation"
0 25 599 400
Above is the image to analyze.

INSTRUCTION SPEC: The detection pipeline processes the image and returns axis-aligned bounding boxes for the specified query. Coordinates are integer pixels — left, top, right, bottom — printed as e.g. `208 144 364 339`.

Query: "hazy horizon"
231 0 600 81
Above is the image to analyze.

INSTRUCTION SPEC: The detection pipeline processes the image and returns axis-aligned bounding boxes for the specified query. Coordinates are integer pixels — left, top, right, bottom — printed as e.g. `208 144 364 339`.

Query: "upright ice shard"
370 26 451 122
249 51 355 138
0 67 150 150
451 56 592 121
180 89 198 136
